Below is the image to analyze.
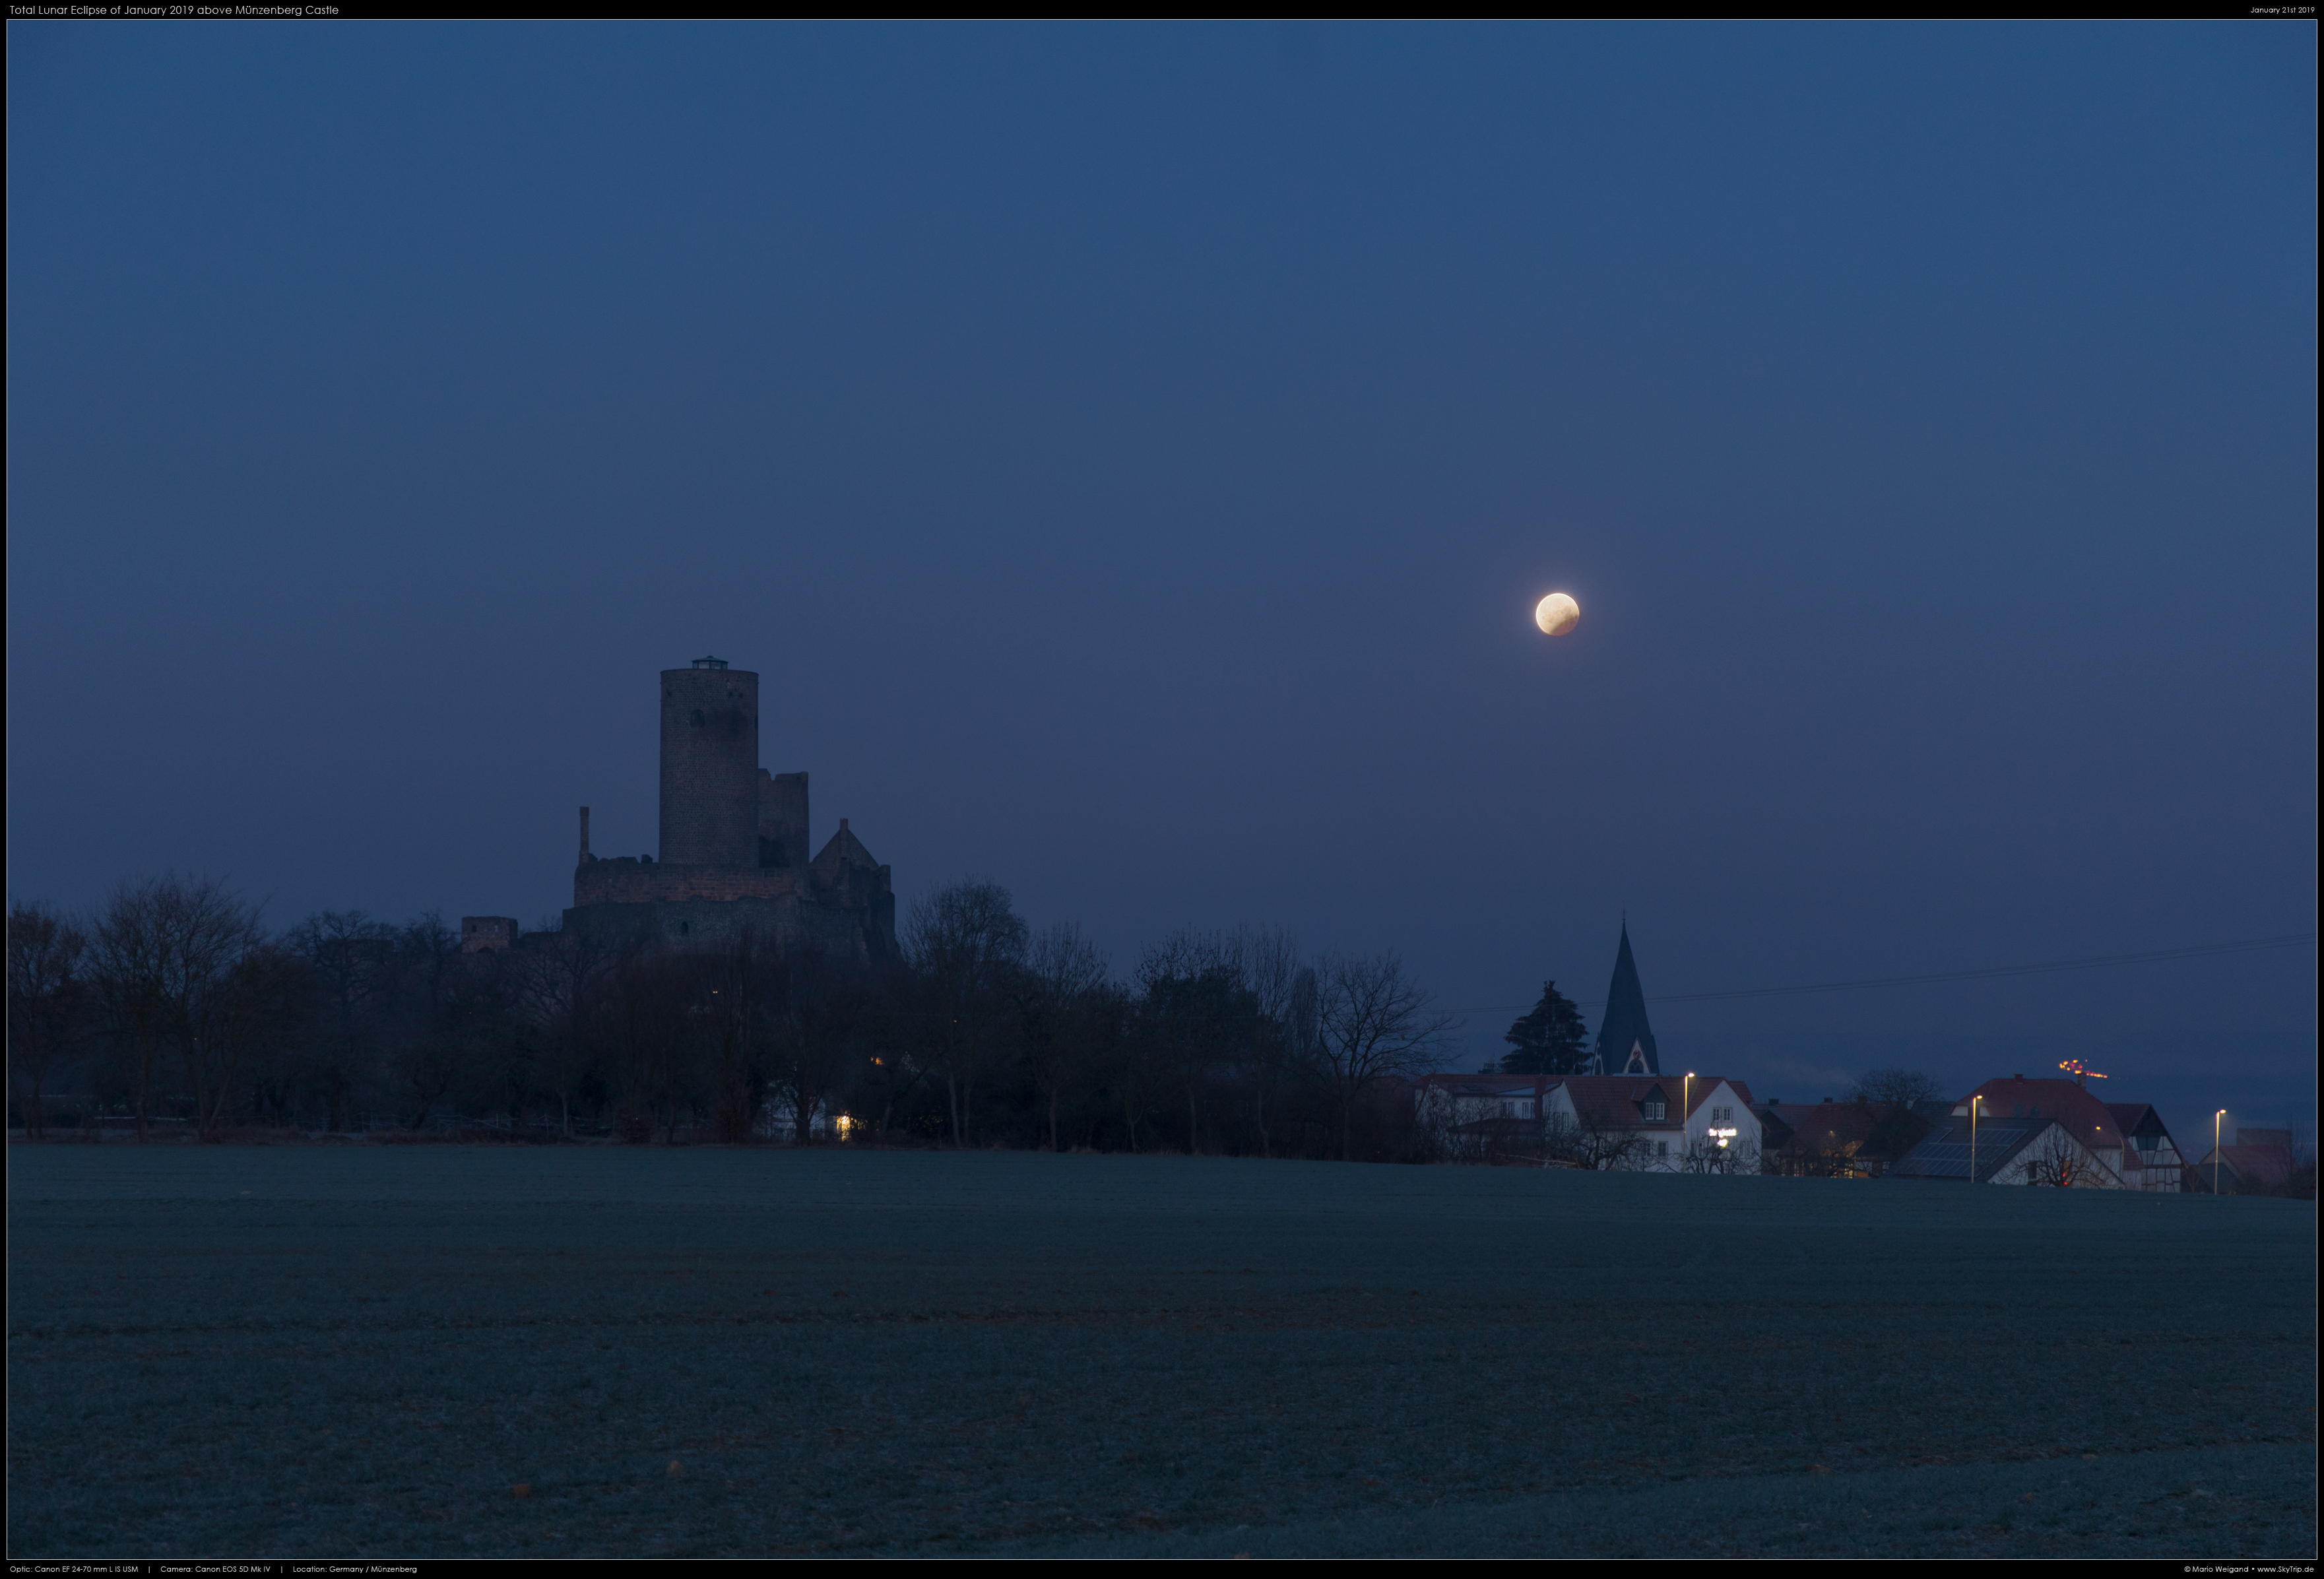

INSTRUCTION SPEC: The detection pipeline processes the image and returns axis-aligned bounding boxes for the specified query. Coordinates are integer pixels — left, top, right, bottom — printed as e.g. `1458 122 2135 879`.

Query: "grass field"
5 1145 2314 1559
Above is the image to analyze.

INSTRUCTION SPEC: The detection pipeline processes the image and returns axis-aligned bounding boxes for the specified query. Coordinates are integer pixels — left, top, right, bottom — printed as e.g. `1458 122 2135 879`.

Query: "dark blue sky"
9 24 2315 1139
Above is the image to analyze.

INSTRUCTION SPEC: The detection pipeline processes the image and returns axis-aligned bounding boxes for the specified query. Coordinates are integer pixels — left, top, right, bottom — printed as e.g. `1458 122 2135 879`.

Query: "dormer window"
1643 1099 1666 1122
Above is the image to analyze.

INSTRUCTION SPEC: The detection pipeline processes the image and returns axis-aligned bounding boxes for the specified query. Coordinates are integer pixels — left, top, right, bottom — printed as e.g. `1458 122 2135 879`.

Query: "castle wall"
758 770 809 869
460 916 519 953
659 663 759 866
562 893 890 962
573 858 802 907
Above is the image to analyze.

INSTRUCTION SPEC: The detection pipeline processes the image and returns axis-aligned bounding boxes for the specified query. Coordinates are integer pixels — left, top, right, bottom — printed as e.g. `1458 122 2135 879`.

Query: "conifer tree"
1499 981 1589 1075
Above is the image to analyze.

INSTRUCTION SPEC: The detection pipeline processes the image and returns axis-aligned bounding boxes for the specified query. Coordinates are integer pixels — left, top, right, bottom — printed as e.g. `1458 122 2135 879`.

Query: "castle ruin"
467 658 895 960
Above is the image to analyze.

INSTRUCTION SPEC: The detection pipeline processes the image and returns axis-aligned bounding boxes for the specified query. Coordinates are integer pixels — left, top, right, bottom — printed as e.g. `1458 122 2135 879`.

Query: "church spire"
1592 920 1660 1076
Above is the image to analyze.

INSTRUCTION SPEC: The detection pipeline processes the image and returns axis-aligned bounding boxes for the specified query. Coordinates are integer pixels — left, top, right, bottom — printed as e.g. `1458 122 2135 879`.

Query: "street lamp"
2214 1109 2226 1196
1968 1091 1980 1186
1685 1073 1694 1161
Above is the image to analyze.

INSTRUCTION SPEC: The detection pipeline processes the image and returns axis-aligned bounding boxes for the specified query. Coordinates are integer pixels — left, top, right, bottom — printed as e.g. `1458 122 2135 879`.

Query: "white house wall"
1684 1080 1762 1169
1985 1120 2124 1188
1538 1079 1764 1174
1619 1080 1762 1173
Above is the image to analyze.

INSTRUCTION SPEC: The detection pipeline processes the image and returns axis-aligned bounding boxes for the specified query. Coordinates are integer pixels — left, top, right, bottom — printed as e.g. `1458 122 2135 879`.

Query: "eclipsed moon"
1534 592 1580 636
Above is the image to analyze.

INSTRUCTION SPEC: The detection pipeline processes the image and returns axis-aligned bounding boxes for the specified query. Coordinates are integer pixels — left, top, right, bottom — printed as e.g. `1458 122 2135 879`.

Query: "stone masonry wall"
573 858 803 908
658 665 760 867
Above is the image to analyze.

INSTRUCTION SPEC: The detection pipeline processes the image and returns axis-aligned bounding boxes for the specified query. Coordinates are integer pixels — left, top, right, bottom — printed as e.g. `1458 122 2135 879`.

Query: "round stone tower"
659 657 759 867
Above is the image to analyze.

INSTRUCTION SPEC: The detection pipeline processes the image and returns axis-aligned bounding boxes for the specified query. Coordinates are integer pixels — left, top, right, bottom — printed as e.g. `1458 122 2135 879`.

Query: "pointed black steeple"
1591 922 1660 1075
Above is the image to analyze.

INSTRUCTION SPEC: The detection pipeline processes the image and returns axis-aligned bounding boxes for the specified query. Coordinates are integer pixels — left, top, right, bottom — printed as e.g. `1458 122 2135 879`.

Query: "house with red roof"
1412 1073 1559 1162
1543 1074 1762 1173
1887 1074 2187 1190
1756 1098 1931 1178
2190 1128 2299 1194
1413 1072 1764 1172
2104 1103 2191 1191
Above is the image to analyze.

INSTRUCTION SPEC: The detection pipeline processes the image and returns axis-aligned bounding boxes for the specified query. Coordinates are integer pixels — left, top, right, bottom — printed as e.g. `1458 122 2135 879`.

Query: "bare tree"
373 916 536 1136
1788 1127 1869 1179
1235 926 1301 1158
385 915 466 1132
1679 1133 1760 1175
858 959 934 1142
286 912 396 1130
2015 1126 2115 1188
7 902 89 1140
1851 1068 1942 1107
769 940 872 1145
903 879 1027 1148
1419 1085 1501 1164
519 921 640 1138
1310 951 1456 1161
90 880 166 1141
465 964 540 1135
198 942 311 1138
1113 1001 1160 1153
1016 922 1110 1152
1544 1102 1653 1171
1136 930 1250 1155
1539 1110 1585 1167
1850 1066 1941 1164
150 880 271 1140
88 876 271 1142
698 932 772 1143
591 951 713 1142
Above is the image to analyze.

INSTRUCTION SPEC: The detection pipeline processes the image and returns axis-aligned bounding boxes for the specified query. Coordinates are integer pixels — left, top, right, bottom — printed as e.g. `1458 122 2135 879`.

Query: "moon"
1534 592 1580 636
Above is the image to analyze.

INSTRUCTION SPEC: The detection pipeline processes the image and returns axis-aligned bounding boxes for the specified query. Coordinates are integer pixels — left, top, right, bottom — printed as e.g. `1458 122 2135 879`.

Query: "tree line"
7 874 1458 1159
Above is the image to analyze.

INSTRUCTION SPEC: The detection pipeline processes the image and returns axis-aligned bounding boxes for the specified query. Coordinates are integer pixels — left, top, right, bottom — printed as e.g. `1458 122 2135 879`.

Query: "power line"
1452 931 2317 1016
